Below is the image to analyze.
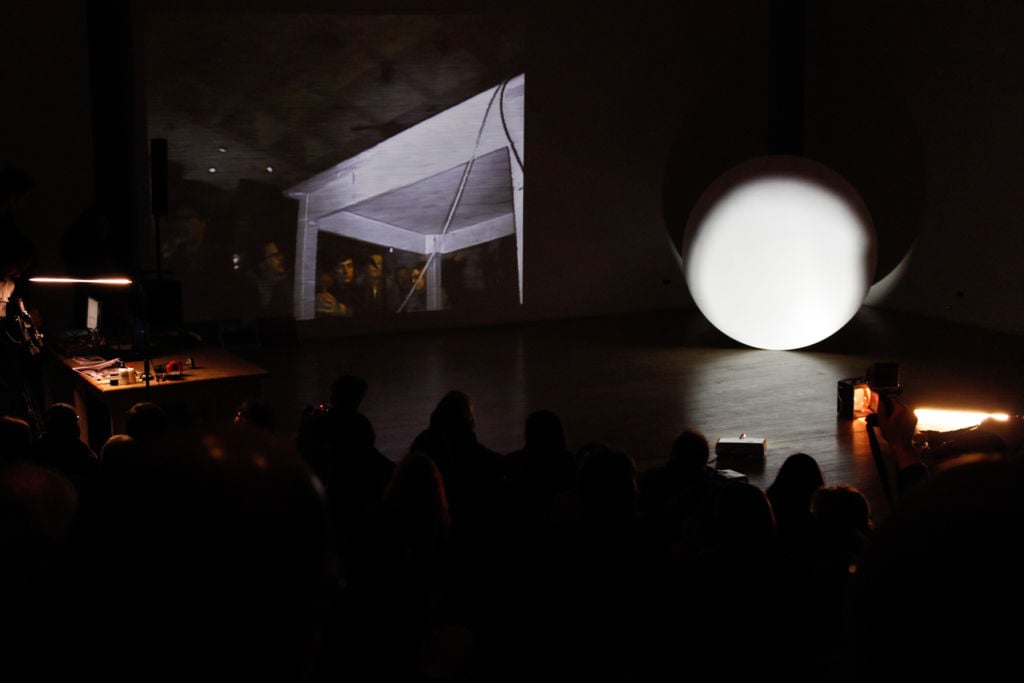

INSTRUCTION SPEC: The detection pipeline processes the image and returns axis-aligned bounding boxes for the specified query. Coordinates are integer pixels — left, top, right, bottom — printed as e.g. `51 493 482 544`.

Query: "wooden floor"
232 305 1024 524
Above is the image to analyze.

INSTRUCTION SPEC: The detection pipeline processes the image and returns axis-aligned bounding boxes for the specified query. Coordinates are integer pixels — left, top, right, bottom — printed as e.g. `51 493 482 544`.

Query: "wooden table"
50 346 269 451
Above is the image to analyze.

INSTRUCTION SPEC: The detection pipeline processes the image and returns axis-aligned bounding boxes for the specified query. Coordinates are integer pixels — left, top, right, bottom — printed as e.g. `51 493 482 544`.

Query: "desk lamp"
29 276 156 388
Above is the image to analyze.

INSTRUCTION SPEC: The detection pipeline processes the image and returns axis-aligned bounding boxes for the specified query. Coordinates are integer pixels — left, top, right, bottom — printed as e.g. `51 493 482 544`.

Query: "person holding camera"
848 394 1024 681
876 391 1024 497
873 396 930 495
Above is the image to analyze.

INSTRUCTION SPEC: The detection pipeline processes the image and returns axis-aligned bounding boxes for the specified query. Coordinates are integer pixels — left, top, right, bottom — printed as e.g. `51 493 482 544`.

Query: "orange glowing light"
913 408 1009 433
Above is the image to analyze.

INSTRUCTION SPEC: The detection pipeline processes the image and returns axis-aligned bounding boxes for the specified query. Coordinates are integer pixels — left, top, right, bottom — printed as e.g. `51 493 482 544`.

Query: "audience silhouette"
554 443 653 681
848 453 1024 681
766 451 825 564
846 396 1024 680
0 460 79 680
322 448 470 682
685 479 794 679
295 374 394 585
124 399 173 440
410 390 505 547
502 408 577 534
32 402 100 496
72 421 335 682
0 414 34 463
296 373 372 479
637 427 728 565
98 400 174 465
6 377 1024 683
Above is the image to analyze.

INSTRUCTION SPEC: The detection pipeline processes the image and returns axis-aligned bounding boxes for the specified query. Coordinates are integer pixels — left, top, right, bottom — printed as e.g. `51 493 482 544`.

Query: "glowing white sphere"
683 156 876 350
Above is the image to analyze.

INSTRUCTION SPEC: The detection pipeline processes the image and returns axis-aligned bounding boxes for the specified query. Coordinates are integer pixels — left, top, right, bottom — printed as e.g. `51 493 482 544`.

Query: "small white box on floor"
715 468 749 483
715 436 766 458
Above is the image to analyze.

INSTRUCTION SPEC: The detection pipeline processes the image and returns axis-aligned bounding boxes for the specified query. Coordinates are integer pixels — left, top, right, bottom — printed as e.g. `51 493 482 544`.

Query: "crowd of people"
315 252 432 318
314 240 516 320
2 161 1021 678
3 372 1023 682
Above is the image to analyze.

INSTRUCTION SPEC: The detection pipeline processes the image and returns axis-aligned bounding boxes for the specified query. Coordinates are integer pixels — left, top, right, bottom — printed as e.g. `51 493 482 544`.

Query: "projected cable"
397 79 505 313
499 76 524 172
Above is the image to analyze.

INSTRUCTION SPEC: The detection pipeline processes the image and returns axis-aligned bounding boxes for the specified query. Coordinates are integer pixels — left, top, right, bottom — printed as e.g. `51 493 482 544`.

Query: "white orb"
683 156 876 350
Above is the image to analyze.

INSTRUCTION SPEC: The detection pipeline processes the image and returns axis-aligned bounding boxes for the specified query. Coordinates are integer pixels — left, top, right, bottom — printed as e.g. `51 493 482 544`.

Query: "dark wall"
4 1 1023 337
804 2 1024 333
2 2 96 330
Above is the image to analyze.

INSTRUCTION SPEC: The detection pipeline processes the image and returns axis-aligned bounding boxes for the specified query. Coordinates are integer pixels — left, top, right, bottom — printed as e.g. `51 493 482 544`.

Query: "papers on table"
72 356 122 380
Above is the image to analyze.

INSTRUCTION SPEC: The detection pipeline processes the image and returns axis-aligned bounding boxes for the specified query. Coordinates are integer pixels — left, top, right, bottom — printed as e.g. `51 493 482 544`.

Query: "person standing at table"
0 166 44 434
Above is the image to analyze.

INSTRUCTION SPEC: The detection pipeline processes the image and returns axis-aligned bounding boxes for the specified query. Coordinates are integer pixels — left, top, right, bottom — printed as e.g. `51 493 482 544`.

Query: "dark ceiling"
143 9 526 196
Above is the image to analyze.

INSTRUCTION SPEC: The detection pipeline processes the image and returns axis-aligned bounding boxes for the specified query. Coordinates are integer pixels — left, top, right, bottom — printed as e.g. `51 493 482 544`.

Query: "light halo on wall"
682 156 876 350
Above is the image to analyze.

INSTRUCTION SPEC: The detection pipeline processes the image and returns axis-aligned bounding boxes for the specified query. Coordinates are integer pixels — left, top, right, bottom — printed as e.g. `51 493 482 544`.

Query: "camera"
865 362 901 396
300 402 331 422
837 362 902 420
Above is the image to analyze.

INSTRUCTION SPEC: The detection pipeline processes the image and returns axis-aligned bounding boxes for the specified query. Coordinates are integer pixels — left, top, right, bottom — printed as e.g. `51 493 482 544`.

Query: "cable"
397 79 505 313
499 76 525 172
865 414 894 508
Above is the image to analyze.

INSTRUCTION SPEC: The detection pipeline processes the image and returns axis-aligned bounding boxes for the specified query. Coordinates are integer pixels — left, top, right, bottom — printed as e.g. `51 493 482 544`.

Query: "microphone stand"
132 277 154 395
865 412 893 509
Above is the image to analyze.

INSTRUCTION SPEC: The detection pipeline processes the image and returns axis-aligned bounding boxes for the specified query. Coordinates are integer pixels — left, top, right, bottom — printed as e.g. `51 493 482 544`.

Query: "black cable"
865 414 893 508
498 76 524 172
397 78 506 314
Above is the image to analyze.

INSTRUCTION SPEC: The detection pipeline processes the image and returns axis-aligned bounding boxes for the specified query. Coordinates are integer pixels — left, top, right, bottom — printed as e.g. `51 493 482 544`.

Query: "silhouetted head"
87 422 334 680
524 409 566 451
852 456 1024 679
578 444 637 523
342 412 377 451
766 452 824 501
329 374 368 414
0 461 77 547
123 401 171 442
0 416 34 463
811 483 872 547
43 403 81 441
100 433 139 464
384 449 451 533
713 480 777 550
429 390 476 435
667 428 711 476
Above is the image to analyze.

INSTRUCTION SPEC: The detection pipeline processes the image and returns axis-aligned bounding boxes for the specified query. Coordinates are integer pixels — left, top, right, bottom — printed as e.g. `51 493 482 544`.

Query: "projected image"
683 156 876 351
290 75 524 320
144 11 525 330
314 232 518 318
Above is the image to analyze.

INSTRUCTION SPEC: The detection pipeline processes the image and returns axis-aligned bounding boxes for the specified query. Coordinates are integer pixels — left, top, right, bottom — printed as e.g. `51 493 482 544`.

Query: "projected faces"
366 253 383 279
683 156 876 350
411 265 427 290
334 258 356 285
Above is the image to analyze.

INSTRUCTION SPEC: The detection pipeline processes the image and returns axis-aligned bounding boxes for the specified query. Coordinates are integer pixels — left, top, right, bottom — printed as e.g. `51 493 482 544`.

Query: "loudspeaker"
150 138 168 217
